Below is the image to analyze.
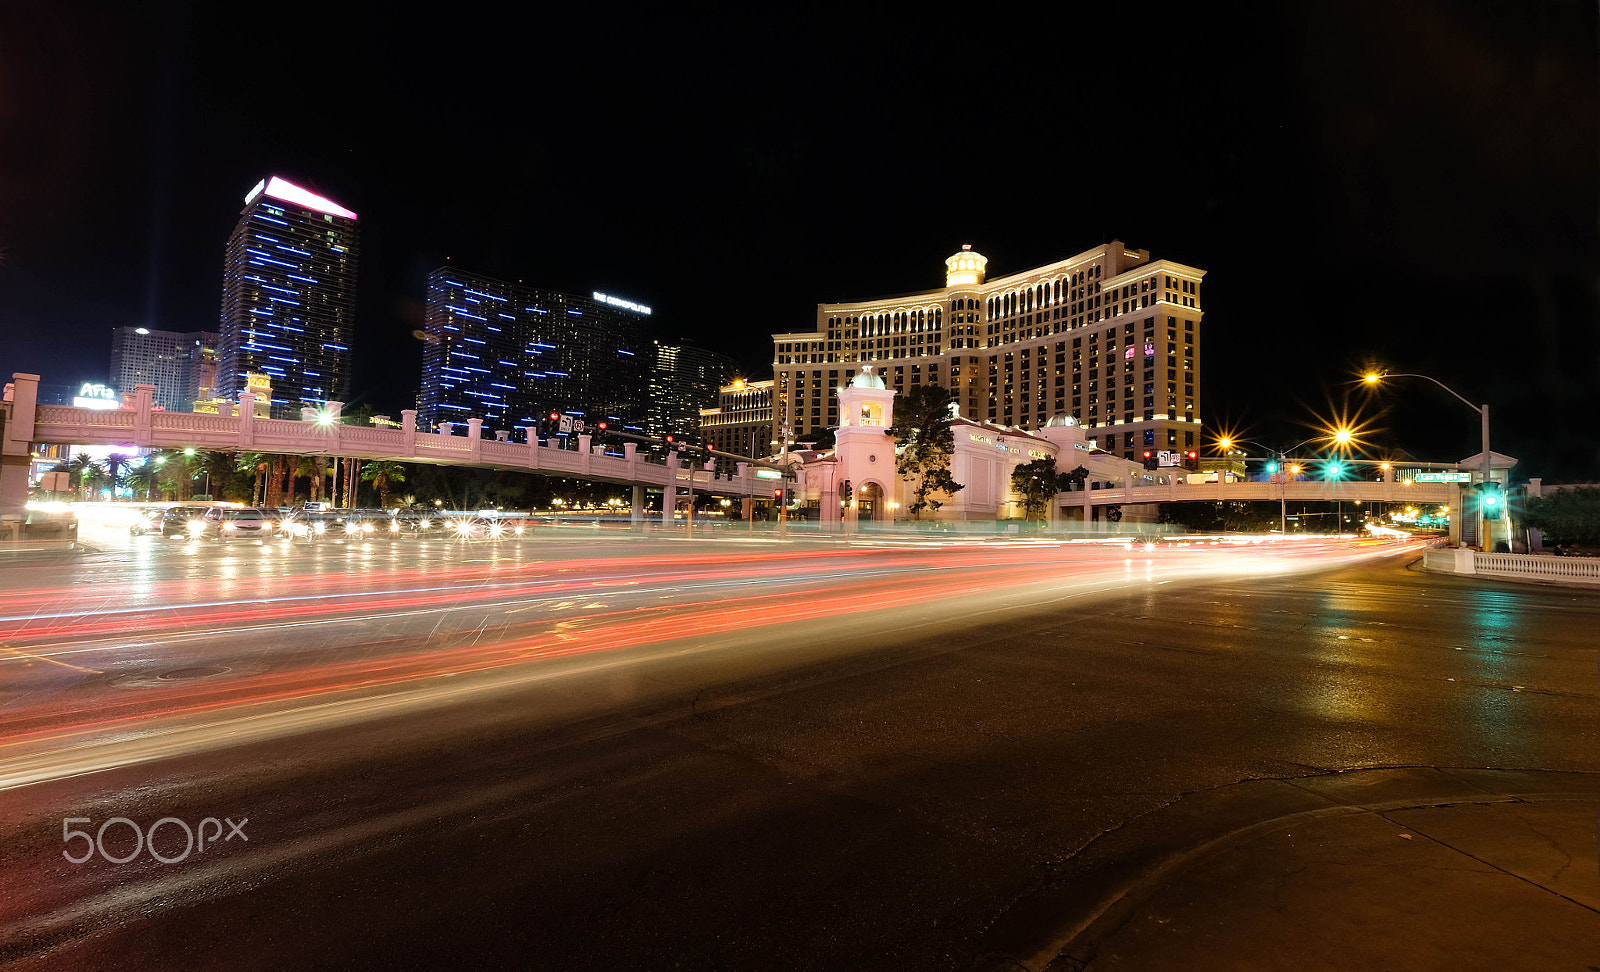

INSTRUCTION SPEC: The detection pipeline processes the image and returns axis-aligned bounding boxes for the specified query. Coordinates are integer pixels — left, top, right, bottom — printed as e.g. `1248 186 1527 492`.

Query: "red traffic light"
597 421 607 431
549 412 560 421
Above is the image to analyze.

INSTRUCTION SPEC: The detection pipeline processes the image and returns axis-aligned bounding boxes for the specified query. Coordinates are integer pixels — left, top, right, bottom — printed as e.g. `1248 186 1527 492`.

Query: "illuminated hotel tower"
770 242 1205 463
217 176 359 417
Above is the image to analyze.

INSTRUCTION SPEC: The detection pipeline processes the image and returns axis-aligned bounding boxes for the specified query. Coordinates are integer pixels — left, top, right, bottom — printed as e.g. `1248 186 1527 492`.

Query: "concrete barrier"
1422 548 1600 587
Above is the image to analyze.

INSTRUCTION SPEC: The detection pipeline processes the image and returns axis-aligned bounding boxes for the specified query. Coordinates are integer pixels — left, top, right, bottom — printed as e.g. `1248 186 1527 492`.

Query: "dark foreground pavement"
2 547 1596 971
980 767 1599 971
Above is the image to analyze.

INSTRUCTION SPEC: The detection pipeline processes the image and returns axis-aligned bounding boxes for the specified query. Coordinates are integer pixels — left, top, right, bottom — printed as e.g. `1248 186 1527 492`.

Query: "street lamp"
1221 434 1346 536
1364 370 1493 547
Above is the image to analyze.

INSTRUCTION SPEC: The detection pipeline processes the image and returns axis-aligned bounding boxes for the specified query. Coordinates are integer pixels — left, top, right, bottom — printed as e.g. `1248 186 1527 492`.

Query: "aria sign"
73 383 121 411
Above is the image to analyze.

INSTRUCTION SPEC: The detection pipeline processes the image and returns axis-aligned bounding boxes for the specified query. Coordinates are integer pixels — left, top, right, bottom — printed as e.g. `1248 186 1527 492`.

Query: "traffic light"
1142 450 1158 471
1477 481 1504 517
1325 460 1344 480
1182 450 1199 471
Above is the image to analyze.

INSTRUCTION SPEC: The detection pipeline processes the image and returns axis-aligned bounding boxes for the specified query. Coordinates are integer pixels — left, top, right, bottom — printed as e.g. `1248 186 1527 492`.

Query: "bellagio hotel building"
770 242 1204 462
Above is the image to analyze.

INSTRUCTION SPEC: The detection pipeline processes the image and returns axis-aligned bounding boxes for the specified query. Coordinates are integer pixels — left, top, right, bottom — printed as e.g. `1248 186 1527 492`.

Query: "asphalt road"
0 532 1594 970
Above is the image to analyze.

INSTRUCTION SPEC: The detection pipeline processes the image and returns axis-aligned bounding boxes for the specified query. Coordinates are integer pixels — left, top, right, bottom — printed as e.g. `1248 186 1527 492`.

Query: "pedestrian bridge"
1 375 766 519
1075 477 1455 508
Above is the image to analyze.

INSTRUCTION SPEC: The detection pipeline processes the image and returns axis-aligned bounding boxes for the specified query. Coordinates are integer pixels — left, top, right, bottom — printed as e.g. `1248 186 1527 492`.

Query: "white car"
200 507 273 541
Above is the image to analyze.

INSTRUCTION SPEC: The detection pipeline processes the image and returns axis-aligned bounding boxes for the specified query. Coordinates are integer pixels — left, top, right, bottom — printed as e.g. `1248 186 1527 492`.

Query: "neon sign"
592 292 652 315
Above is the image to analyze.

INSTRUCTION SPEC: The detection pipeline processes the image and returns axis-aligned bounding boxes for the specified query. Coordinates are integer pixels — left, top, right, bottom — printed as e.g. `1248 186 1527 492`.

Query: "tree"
888 384 964 519
361 461 407 509
1522 487 1600 550
238 453 269 506
1010 459 1086 522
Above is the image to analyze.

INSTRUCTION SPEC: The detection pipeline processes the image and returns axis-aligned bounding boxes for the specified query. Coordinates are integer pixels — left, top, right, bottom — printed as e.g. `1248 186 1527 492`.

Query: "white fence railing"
1423 548 1600 586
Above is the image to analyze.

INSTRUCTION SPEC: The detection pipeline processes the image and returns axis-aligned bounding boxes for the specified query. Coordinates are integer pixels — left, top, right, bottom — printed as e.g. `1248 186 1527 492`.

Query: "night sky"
3 2 1595 478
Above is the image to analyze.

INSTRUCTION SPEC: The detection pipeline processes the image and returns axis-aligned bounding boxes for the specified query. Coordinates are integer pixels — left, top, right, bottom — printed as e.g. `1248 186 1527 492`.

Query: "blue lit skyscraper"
217 176 358 417
418 267 650 438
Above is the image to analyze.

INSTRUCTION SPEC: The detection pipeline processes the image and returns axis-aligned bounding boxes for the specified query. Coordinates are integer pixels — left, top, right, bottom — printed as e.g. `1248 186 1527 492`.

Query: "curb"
968 766 1600 971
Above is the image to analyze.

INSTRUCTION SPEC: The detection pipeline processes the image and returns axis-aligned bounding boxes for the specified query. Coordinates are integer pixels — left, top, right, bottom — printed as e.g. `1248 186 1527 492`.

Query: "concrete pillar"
438 421 453 437
494 430 509 442
325 401 344 423
578 434 592 474
631 484 644 530
238 392 256 448
467 418 482 461
0 373 40 525
132 383 155 446
400 409 419 454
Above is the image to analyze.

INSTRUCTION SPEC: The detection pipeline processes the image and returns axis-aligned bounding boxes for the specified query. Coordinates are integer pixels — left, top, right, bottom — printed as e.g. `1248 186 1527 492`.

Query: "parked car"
160 506 212 538
200 506 273 541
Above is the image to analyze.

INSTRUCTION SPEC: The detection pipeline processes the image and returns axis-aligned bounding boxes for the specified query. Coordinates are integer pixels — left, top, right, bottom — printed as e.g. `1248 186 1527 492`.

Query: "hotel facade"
217 176 359 418
770 242 1205 463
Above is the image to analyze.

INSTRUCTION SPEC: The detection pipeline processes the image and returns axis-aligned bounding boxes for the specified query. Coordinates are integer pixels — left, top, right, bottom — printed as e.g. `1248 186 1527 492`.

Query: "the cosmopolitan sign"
73 383 121 411
592 292 652 315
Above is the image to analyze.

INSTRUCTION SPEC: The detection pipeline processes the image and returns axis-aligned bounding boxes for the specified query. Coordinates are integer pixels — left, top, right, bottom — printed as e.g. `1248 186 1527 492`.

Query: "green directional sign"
1414 472 1472 483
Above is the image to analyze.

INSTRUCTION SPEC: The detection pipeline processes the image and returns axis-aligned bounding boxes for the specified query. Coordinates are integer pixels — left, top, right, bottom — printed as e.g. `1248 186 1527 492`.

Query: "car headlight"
390 521 400 532
188 520 205 534
222 522 236 531
314 522 327 534
419 519 431 529
362 522 374 533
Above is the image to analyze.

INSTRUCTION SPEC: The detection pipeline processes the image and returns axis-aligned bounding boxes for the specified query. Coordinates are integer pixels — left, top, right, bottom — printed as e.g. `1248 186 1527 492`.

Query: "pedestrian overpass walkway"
1 375 767 519
1075 477 1455 507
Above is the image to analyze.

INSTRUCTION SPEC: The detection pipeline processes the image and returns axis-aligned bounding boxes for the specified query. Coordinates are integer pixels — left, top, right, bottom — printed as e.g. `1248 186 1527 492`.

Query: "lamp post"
1218 433 1349 536
1364 371 1491 548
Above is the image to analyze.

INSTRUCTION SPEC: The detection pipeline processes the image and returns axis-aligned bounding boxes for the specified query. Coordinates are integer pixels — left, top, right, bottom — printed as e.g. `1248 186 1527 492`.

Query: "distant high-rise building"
109 327 220 411
699 378 774 458
417 267 651 437
648 340 736 443
217 176 359 418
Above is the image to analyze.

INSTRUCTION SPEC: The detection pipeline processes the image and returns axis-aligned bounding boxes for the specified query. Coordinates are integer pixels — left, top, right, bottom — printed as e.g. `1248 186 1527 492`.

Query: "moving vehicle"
159 506 212 538
200 506 273 541
128 507 166 536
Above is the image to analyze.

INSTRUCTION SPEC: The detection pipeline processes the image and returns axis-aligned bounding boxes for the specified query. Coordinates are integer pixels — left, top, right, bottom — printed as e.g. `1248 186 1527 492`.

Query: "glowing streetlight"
1364 369 1494 547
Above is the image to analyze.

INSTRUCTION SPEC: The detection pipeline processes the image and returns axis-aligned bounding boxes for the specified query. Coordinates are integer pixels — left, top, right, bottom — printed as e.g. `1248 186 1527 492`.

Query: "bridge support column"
401 410 417 454
1 373 40 529
238 392 256 449
467 418 482 462
631 484 644 531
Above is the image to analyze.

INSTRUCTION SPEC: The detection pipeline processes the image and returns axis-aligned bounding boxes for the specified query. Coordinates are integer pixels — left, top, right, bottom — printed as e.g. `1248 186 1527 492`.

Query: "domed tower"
944 244 988 287
943 244 988 414
835 365 897 522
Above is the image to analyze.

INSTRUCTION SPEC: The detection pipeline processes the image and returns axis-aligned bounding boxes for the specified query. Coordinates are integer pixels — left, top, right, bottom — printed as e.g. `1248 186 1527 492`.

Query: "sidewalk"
974 767 1600 972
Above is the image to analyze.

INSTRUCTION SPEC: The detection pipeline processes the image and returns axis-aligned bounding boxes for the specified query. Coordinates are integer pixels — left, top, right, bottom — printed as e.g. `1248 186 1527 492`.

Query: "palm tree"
361 461 408 509
238 452 269 506
67 453 102 501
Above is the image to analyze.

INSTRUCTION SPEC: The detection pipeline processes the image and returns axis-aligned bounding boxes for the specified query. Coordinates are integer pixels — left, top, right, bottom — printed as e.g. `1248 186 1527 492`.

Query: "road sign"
1414 472 1471 483
1158 450 1179 467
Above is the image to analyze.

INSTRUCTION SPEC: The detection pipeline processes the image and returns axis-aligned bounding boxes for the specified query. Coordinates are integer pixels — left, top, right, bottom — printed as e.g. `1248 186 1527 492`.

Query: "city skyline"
1 3 1594 477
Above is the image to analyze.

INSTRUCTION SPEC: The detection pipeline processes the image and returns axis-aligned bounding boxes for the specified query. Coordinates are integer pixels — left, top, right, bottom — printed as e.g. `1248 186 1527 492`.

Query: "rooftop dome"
944 244 988 287
848 365 887 389
1044 413 1080 428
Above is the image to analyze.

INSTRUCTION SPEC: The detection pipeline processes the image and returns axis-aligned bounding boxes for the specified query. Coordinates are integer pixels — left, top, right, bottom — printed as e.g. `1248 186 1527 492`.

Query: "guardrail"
1421 548 1600 586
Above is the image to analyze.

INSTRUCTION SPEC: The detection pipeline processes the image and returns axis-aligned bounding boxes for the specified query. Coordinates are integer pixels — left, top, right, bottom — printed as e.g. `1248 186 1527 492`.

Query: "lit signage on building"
72 383 121 410
1414 472 1472 483
592 292 652 315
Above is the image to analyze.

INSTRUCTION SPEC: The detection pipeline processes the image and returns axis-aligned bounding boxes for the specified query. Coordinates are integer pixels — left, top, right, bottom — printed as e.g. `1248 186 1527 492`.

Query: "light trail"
0 537 1427 785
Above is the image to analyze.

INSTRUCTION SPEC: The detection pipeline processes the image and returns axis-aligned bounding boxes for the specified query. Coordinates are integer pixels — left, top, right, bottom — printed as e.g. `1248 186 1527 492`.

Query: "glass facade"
417 267 650 438
109 327 219 412
217 177 359 418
